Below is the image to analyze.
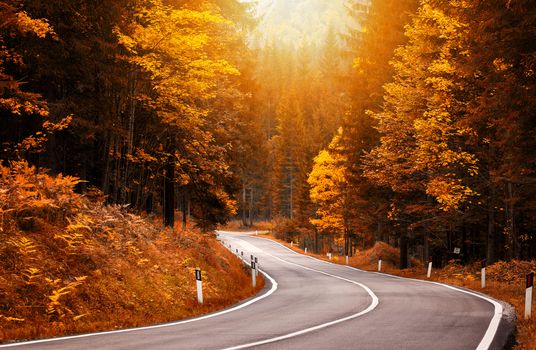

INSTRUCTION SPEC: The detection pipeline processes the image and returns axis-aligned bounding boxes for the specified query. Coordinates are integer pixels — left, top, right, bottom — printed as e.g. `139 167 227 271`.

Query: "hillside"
0 162 263 342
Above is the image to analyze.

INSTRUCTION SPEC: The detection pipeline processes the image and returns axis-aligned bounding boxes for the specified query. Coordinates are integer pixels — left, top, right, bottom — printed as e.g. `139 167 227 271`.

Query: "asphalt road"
2 231 513 350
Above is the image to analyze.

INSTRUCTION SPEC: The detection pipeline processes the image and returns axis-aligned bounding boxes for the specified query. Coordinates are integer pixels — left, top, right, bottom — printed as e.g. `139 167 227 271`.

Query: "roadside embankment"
0 162 264 342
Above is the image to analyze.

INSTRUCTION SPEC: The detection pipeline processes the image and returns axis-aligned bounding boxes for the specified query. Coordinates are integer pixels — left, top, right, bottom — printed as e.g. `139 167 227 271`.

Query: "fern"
46 276 87 320
0 315 25 322
55 215 93 252
0 208 14 232
8 236 37 257
21 267 41 285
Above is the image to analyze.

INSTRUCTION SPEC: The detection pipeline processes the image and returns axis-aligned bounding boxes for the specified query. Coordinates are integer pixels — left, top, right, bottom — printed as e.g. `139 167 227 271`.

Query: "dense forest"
1 0 535 270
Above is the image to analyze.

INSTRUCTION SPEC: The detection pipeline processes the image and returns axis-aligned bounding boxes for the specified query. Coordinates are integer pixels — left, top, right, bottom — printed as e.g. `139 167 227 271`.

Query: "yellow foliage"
8 236 37 257
46 276 87 320
0 315 25 322
55 214 93 252
308 146 347 234
21 267 41 285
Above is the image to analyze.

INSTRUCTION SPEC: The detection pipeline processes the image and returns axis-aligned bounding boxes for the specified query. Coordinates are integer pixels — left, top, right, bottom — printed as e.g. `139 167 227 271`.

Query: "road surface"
1 231 513 350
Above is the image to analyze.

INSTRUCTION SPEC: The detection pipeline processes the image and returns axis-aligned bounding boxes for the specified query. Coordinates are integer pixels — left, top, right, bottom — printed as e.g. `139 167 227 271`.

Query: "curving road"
1 231 513 350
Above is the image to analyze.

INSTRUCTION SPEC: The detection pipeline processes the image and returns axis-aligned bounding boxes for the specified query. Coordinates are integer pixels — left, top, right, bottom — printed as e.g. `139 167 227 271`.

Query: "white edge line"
374 272 503 350
220 234 379 350
0 242 278 348
252 235 503 350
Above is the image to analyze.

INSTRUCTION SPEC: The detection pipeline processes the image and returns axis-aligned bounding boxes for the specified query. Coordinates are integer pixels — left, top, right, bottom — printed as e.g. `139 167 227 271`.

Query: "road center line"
250 234 503 350
221 235 379 350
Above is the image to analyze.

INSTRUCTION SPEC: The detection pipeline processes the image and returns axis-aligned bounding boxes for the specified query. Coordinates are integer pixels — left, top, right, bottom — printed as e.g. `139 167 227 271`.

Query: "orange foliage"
0 162 263 342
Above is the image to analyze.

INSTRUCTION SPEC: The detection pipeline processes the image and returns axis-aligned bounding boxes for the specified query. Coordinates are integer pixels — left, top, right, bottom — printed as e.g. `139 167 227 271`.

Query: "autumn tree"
116 0 246 229
0 1 69 161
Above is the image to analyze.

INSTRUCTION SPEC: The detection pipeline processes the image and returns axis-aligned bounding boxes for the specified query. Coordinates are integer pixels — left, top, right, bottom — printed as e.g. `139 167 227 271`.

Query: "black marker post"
254 256 259 277
251 260 256 288
526 272 534 319
195 268 203 304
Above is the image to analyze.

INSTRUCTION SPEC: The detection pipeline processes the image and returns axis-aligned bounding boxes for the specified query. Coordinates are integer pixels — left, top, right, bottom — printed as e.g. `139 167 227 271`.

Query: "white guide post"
195 268 203 304
255 230 258 235
378 258 382 272
427 257 433 278
481 259 487 289
526 272 534 320
345 256 349 265
291 241 293 248
251 261 257 288
254 257 259 276
304 247 307 254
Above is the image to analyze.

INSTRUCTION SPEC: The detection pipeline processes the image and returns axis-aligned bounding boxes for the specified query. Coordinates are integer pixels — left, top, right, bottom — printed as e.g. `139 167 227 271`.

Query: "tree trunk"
121 71 137 204
182 192 187 231
242 184 247 226
487 197 496 263
249 187 254 227
424 231 430 264
163 157 175 228
399 234 409 269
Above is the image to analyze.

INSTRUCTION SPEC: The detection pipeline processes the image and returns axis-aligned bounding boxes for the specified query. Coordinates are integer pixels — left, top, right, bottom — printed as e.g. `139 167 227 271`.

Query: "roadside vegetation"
0 163 264 343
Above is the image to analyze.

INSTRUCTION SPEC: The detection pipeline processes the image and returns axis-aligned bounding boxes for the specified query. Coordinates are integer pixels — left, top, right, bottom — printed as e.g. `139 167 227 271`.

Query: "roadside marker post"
255 230 258 235
241 251 244 258
526 272 534 319
254 257 259 276
251 261 257 288
378 256 382 272
236 248 239 255
304 247 307 254
345 256 349 265
195 268 203 304
481 259 487 289
291 241 293 248
427 256 433 278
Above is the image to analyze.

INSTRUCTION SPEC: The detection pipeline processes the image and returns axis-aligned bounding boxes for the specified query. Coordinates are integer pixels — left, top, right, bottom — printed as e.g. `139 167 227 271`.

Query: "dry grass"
220 220 272 232
0 162 264 343
261 233 534 350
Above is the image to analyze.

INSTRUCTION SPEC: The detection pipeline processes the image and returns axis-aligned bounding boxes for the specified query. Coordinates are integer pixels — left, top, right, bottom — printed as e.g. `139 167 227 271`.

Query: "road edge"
251 234 517 350
0 242 278 349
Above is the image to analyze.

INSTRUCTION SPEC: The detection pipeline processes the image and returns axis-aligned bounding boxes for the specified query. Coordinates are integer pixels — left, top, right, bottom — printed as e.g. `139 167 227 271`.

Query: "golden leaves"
15 11 56 39
426 177 477 211
54 214 94 253
115 0 240 128
0 315 25 322
8 236 37 257
21 267 41 285
46 276 87 320
308 146 347 234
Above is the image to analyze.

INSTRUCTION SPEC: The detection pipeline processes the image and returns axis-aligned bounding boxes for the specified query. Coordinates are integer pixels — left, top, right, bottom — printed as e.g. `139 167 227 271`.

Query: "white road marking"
0 245 278 348
221 235 379 350
253 235 503 350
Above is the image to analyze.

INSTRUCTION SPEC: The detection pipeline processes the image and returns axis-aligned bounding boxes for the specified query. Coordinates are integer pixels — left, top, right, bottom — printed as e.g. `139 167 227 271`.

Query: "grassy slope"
257 231 534 350
0 162 264 342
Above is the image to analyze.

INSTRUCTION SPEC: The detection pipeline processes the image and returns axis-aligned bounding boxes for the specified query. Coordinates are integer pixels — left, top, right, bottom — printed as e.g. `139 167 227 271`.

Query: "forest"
1 0 535 273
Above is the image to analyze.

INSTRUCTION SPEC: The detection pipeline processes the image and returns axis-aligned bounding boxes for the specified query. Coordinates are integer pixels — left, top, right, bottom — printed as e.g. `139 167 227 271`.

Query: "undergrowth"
0 161 264 342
